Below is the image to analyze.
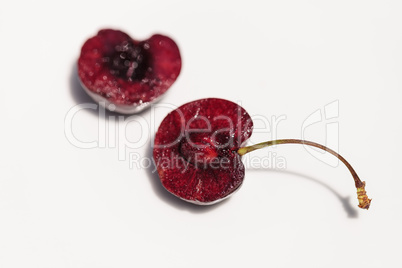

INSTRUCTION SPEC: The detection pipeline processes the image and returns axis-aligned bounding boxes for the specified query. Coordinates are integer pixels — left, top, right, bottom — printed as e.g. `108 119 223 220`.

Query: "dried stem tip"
357 182 371 209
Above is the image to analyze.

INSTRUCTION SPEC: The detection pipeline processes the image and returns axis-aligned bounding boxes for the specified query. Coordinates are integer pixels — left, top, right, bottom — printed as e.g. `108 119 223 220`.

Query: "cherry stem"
237 139 371 210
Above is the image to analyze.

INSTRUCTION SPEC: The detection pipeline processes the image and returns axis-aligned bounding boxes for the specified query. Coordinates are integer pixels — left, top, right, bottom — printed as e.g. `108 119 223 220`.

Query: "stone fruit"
78 29 181 114
153 98 371 209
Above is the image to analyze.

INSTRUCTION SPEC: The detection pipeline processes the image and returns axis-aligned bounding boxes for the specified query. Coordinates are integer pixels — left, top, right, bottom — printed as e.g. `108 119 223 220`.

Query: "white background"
1 0 402 267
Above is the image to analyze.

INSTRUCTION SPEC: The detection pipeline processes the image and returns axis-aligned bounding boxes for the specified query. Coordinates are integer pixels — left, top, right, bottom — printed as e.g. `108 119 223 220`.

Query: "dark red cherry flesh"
78 29 181 114
153 98 253 204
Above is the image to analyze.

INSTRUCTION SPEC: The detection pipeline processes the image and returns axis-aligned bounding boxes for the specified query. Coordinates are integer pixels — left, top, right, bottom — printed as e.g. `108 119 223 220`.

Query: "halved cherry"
78 29 181 114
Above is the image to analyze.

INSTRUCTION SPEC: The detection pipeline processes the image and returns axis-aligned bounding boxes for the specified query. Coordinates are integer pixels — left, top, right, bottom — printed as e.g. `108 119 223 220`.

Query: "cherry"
78 29 181 114
153 98 371 209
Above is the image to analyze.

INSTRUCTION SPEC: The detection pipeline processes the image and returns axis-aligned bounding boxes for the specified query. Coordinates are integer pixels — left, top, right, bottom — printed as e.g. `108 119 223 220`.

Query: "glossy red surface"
78 29 181 106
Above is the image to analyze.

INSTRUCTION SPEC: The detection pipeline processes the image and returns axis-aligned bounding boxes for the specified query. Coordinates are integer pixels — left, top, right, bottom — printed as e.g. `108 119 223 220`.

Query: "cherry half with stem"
153 98 371 209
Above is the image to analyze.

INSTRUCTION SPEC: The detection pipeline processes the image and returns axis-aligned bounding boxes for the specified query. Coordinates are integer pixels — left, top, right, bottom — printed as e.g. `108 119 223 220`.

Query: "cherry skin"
78 29 182 114
153 98 371 209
